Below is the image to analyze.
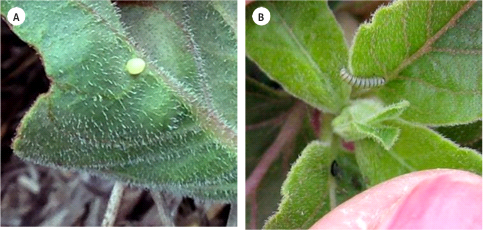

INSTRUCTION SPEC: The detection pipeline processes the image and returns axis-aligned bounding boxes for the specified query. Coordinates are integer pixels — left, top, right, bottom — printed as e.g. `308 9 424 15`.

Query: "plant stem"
101 181 124 226
249 194 258 229
328 176 337 209
151 191 175 226
319 113 334 144
226 203 237 227
245 101 306 197
321 112 338 209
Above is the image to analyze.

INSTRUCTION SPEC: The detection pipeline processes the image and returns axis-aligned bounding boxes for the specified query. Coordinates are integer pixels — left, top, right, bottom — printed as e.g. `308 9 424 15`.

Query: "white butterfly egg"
126 58 146 75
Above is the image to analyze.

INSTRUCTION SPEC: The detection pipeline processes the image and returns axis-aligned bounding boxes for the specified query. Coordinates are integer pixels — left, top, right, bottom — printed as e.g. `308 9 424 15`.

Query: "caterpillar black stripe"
340 68 386 88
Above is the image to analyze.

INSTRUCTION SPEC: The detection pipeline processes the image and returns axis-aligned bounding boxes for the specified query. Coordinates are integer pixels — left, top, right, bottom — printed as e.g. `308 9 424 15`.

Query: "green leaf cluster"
246 0 481 229
332 99 409 150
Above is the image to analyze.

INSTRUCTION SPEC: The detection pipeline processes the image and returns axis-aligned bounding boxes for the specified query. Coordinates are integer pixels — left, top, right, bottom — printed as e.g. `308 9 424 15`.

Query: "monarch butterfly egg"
340 68 386 88
126 58 146 75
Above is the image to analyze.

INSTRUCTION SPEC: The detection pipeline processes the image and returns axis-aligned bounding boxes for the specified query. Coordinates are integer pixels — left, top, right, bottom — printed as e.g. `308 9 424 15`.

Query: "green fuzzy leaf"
350 0 481 125
263 136 366 229
332 99 409 150
2 0 236 202
246 0 351 114
246 78 296 126
355 120 482 186
366 100 410 124
264 141 333 230
353 123 400 150
434 120 482 149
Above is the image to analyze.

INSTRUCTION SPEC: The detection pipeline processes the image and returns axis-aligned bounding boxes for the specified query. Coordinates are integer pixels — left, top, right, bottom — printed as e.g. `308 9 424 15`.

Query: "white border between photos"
237 0 246 229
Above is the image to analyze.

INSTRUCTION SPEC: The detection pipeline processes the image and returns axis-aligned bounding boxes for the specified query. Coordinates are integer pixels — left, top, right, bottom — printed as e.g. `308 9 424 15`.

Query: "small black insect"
330 160 340 177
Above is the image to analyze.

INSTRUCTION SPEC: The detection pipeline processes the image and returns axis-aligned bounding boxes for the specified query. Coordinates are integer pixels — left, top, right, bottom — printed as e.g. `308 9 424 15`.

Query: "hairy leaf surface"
355 120 482 185
264 141 333 229
246 0 350 114
350 0 482 125
2 0 237 202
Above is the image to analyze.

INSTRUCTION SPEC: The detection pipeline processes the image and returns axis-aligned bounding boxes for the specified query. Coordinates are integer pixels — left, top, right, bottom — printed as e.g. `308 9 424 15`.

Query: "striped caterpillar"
340 68 386 88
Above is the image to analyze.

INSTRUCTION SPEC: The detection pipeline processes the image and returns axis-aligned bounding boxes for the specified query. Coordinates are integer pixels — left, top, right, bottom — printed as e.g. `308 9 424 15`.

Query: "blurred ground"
1 19 231 227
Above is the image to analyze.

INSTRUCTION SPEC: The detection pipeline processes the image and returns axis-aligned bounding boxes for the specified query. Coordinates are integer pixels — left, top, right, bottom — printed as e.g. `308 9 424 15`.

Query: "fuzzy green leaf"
352 123 400 150
264 141 334 230
2 0 236 202
355 120 482 186
350 0 482 125
246 1 351 114
332 99 409 150
434 120 482 148
263 137 366 229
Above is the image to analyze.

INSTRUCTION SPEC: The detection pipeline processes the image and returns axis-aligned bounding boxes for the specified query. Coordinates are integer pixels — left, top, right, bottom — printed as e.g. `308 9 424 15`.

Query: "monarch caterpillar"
340 68 385 88
126 58 146 75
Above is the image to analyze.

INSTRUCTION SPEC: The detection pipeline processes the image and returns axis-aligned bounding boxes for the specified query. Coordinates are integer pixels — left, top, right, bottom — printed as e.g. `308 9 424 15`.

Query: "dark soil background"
1 19 231 227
